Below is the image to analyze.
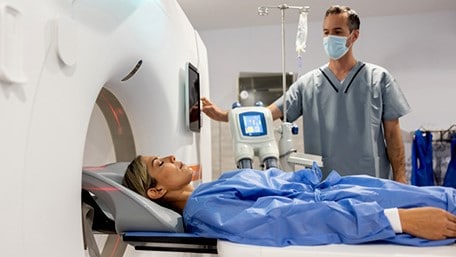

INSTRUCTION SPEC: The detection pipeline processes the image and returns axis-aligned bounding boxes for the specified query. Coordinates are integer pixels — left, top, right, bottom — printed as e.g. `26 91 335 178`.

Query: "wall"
199 11 456 176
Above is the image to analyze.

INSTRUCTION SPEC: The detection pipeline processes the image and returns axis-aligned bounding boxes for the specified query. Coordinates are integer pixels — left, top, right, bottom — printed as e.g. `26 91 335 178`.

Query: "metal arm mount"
287 152 323 167
277 122 322 171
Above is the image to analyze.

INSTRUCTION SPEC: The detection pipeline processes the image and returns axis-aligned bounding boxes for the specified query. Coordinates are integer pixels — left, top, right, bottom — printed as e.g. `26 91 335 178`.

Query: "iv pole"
257 4 309 123
257 4 322 171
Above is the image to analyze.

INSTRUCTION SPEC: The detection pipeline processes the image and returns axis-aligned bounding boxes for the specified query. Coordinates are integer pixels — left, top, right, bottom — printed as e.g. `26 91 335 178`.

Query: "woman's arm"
399 207 456 240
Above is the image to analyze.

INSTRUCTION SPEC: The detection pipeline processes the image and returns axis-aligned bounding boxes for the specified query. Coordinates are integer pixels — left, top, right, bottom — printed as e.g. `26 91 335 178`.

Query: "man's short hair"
325 5 360 32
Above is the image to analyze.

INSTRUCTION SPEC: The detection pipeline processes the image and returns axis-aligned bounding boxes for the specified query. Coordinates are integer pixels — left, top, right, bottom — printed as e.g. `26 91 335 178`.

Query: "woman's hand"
399 207 456 240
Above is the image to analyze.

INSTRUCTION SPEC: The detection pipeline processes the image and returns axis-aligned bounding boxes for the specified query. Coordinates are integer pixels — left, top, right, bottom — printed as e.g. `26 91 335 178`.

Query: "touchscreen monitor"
186 62 201 132
239 112 267 137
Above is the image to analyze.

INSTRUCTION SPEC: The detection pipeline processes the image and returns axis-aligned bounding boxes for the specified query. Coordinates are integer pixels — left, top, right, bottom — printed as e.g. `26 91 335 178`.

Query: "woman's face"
142 155 193 190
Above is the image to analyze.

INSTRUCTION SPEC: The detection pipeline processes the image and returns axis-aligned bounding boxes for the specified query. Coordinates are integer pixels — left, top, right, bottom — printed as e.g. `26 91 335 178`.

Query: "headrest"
82 162 184 233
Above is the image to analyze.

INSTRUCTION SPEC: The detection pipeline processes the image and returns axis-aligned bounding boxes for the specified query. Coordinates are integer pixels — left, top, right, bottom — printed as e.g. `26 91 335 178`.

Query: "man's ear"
147 186 167 200
350 29 360 43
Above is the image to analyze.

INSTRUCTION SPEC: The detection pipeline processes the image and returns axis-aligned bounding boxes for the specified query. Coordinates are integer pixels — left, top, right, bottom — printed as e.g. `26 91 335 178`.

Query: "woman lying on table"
122 155 456 247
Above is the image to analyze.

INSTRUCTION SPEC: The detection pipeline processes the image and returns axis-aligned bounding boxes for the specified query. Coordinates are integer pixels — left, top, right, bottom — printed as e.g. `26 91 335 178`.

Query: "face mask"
323 35 350 60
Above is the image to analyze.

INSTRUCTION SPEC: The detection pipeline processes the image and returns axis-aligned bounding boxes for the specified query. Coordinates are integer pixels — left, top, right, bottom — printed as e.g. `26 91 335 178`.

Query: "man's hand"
201 97 228 122
399 207 456 240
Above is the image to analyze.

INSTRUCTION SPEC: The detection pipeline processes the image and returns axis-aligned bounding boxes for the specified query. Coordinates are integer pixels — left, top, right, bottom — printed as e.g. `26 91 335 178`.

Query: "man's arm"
267 103 283 120
201 97 228 122
383 119 407 183
201 97 284 122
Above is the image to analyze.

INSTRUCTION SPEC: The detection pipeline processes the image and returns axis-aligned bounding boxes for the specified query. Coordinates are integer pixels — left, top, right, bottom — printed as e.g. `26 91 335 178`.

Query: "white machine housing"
229 105 279 168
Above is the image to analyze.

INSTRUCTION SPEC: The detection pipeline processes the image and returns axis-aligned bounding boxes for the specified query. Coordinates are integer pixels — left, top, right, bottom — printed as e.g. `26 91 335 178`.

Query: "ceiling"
176 0 456 31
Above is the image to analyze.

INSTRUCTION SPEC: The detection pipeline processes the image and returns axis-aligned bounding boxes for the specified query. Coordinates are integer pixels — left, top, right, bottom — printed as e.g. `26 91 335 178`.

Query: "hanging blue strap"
411 130 434 186
443 133 456 188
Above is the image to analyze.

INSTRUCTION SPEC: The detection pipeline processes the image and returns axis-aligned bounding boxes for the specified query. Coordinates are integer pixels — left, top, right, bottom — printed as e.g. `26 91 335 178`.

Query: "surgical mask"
323 35 350 60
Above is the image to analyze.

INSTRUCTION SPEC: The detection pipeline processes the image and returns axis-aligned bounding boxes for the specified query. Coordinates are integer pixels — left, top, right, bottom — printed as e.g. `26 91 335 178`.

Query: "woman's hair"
325 5 360 32
122 155 157 198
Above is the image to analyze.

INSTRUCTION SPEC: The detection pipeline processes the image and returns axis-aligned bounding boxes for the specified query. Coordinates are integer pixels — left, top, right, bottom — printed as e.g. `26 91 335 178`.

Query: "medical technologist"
202 5 411 182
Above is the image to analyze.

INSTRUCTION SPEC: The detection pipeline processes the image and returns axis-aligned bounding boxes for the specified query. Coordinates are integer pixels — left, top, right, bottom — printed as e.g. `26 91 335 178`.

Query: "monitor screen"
186 62 201 132
239 112 267 137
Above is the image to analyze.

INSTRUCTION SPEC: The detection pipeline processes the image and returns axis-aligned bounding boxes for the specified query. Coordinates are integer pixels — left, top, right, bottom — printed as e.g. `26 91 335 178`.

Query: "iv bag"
295 11 308 57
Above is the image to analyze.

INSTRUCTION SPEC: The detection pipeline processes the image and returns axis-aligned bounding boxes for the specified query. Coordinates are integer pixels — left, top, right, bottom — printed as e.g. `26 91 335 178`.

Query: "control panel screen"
186 62 201 132
239 112 267 136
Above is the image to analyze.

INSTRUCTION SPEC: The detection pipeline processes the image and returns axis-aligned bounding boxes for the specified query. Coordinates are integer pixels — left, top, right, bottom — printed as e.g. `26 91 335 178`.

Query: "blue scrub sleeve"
379 71 411 120
273 74 311 123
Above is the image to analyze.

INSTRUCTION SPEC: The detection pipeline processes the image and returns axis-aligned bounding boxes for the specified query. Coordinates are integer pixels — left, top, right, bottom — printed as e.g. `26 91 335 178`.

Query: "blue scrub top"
274 61 411 178
183 165 456 247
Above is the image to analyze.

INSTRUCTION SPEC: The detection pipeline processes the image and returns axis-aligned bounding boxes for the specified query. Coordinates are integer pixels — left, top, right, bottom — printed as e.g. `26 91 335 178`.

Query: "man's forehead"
323 14 349 29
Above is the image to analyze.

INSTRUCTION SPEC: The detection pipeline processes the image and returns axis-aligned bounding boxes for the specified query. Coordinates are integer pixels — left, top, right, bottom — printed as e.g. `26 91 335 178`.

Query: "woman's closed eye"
152 158 164 167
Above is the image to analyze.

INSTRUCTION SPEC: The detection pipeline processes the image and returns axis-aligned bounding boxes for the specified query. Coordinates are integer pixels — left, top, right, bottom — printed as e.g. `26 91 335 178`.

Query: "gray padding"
82 162 184 233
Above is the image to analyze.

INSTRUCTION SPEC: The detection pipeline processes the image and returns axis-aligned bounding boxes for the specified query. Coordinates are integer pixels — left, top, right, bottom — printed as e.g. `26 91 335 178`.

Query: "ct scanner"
1 0 211 256
1 1 455 257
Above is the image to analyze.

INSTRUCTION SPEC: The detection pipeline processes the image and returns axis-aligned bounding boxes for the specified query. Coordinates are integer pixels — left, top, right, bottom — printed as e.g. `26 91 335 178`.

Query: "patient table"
81 163 455 257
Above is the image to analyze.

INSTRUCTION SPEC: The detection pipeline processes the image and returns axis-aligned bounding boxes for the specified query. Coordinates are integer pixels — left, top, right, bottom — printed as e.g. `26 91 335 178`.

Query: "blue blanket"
183 163 456 246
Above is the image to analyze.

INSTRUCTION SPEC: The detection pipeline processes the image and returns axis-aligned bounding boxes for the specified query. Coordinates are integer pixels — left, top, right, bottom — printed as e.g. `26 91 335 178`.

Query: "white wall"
199 10 456 175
